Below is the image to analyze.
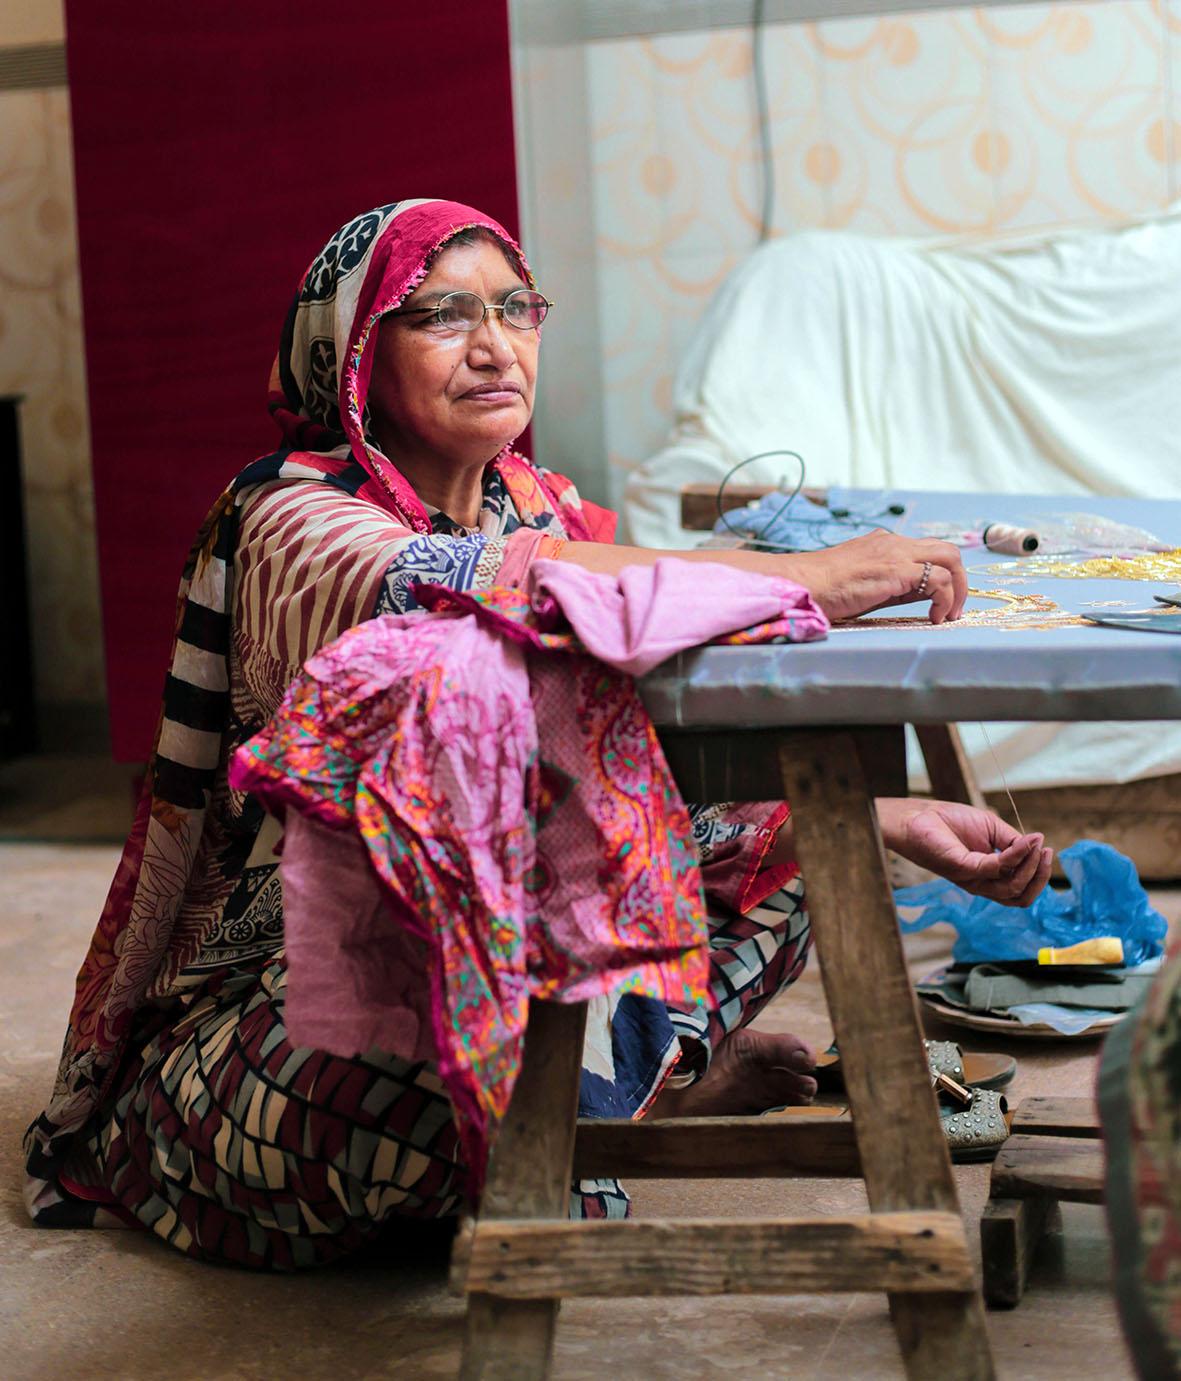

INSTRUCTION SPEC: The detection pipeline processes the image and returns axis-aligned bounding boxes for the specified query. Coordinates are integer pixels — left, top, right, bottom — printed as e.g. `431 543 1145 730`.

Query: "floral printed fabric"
231 559 828 1184
230 600 707 1187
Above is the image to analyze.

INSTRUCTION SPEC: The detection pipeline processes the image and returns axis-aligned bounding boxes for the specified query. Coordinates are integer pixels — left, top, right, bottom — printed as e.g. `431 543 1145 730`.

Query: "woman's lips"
460 381 523 404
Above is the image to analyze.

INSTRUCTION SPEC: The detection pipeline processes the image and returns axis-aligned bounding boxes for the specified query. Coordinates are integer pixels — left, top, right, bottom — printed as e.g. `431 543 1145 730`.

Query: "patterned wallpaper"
514 2 1181 508
0 85 101 712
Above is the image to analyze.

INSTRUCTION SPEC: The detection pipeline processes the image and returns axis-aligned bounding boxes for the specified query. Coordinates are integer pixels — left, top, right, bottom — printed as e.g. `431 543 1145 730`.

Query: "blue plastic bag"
894 839 1167 965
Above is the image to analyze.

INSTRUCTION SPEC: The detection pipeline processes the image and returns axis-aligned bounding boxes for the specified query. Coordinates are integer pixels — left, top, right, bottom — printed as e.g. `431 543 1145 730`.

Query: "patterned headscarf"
257 197 601 539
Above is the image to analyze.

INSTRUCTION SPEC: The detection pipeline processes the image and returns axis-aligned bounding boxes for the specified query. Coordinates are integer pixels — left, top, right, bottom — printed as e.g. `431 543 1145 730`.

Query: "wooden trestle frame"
453 724 996 1380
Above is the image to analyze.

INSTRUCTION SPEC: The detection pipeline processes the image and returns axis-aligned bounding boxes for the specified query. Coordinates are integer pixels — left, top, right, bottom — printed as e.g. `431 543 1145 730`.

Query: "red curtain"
66 3 520 760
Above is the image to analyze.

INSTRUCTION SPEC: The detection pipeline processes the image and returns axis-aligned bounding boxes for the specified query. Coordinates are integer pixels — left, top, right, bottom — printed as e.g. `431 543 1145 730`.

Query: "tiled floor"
0 757 1165 1379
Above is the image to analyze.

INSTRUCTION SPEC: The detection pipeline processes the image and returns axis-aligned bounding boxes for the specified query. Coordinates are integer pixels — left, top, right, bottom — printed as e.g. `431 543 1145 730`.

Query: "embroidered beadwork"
832 587 1086 632
978 549 1181 582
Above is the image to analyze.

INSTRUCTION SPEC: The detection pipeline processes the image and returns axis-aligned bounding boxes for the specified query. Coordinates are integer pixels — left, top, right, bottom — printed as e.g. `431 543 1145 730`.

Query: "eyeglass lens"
435 290 549 331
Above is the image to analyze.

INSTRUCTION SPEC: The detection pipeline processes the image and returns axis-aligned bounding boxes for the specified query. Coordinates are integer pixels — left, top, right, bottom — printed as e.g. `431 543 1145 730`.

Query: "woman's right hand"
776 530 968 624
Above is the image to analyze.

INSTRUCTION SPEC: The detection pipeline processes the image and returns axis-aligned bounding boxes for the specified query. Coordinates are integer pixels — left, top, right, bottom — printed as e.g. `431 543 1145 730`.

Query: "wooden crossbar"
1009 1097 1100 1139
572 1112 859 1179
990 1134 1104 1204
455 1212 975 1299
679 482 828 531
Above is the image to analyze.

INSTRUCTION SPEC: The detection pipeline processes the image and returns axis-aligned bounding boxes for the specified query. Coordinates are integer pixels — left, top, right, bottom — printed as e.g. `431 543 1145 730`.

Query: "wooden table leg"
981 1197 1061 1308
914 724 987 810
778 729 995 1381
459 997 588 1381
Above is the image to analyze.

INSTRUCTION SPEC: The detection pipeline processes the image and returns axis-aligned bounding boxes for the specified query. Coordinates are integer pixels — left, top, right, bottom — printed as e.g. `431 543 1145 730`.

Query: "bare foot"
649 1030 818 1117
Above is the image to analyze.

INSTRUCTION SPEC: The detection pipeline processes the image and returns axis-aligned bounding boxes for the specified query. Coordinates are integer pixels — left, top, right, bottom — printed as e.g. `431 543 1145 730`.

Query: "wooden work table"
456 490 1181 1379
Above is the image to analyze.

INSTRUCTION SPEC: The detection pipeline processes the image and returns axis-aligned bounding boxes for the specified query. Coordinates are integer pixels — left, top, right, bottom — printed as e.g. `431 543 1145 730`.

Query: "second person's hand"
878 797 1054 907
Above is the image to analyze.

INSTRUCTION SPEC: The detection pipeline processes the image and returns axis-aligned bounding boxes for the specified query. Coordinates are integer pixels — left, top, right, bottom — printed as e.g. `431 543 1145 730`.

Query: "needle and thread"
976 722 1027 835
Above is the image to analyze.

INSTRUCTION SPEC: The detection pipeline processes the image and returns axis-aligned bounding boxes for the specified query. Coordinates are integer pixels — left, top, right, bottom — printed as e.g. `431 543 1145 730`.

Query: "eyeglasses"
387 289 553 333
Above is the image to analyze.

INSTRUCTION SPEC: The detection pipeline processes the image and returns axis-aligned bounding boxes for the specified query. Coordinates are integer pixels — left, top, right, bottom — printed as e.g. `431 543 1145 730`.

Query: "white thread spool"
983 523 1040 556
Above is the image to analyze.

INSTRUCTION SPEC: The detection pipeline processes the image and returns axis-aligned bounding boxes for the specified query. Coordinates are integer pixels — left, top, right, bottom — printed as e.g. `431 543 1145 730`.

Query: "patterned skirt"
89 881 811 1271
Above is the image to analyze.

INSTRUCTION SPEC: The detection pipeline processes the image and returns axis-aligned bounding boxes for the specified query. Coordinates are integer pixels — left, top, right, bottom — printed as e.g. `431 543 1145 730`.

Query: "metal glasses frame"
386 288 554 331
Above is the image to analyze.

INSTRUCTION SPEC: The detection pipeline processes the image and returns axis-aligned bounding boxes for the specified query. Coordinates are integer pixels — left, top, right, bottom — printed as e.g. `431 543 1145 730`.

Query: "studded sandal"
934 1071 1011 1163
814 1039 1016 1094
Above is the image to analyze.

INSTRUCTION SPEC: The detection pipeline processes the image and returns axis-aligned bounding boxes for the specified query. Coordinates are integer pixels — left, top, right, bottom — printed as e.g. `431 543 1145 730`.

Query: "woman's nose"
467 314 517 369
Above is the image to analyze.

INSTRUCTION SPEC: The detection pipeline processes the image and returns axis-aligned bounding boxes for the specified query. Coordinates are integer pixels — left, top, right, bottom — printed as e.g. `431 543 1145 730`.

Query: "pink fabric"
233 600 703 1186
232 560 828 1176
497 528 564 588
526 559 829 676
281 814 437 1061
275 725 795 1063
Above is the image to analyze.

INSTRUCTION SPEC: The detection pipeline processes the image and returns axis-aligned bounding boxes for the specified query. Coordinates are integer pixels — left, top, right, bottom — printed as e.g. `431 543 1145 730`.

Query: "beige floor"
0 758 1164 1379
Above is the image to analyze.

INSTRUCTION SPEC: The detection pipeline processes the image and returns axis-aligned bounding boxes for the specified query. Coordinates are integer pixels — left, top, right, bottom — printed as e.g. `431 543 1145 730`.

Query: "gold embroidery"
833 587 1087 633
976 549 1181 581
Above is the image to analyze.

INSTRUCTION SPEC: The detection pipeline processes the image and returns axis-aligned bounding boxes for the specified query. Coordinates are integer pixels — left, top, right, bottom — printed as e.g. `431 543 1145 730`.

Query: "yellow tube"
1036 937 1124 966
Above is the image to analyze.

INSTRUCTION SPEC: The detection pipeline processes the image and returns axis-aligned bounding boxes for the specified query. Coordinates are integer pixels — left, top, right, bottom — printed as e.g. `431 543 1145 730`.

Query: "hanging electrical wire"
714 449 906 549
716 448 806 541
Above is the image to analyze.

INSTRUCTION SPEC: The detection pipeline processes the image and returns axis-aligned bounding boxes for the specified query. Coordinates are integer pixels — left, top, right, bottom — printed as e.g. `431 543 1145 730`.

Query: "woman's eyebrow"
400 281 529 311
404 288 448 307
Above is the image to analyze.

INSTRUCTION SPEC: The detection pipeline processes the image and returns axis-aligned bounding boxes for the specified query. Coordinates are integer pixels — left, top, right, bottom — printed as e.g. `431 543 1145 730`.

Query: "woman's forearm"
556 529 968 625
762 797 942 872
557 540 800 580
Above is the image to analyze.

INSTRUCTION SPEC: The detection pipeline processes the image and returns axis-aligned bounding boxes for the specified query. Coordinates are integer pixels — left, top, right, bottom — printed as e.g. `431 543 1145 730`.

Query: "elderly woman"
25 199 1051 1269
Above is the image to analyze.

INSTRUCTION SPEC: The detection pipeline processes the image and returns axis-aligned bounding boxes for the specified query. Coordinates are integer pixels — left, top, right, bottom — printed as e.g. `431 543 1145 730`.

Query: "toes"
782 1073 818 1105
767 1039 818 1074
761 1073 818 1109
732 1029 818 1071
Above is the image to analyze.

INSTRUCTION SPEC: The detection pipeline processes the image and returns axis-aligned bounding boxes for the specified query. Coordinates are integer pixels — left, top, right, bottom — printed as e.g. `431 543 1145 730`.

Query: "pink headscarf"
265 198 614 542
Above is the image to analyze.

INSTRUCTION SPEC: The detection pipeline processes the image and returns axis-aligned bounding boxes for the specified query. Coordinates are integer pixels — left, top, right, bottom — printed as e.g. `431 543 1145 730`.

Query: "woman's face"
368 237 539 466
